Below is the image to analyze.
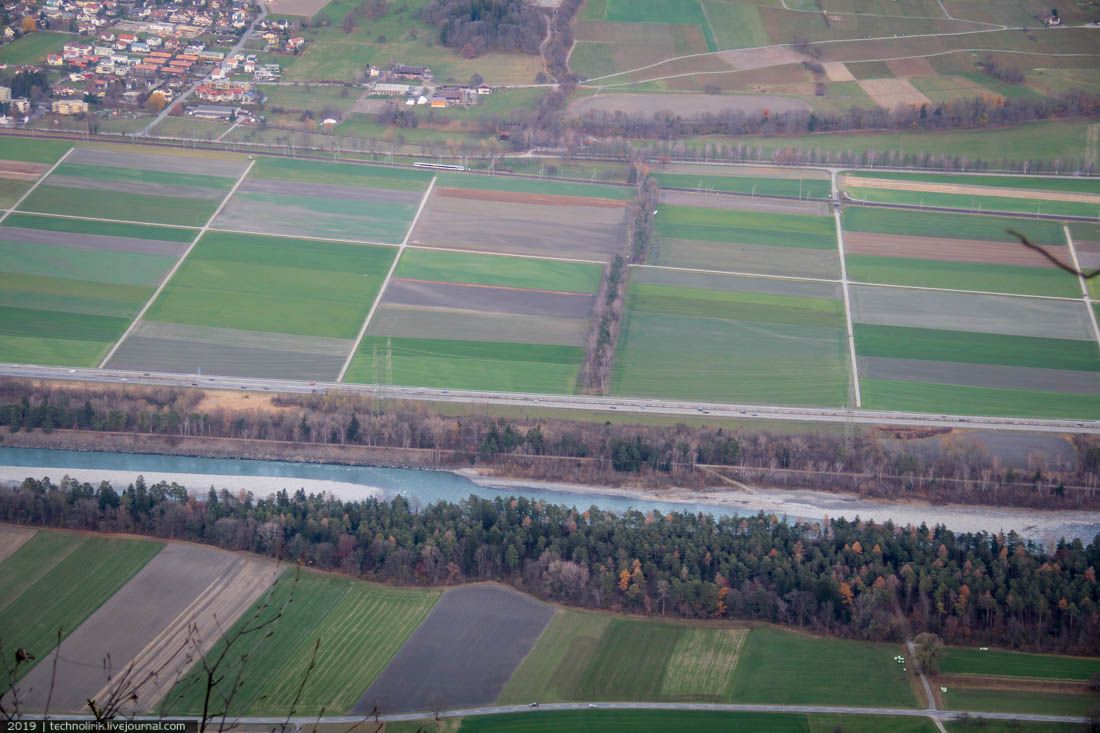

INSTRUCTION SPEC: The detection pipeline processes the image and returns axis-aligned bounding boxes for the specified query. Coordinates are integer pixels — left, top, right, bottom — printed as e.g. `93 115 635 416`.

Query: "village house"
51 98 88 114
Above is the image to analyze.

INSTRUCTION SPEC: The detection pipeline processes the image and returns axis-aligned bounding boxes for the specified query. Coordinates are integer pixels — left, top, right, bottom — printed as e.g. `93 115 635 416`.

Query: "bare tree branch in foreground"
1008 229 1100 279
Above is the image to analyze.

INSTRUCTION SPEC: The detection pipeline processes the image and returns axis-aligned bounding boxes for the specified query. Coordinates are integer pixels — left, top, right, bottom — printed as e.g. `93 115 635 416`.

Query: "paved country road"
1 364 1098 435
27 702 1091 725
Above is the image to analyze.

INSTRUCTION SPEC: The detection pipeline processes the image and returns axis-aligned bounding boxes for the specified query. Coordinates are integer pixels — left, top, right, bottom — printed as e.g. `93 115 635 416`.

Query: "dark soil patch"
354 584 555 714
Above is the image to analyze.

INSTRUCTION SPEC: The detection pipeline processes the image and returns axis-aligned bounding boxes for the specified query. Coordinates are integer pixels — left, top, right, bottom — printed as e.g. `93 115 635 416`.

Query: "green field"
941 647 1100 681
731 626 917 707
144 231 395 338
502 611 748 704
678 120 1097 169
656 205 836 249
946 722 1086 733
0 531 82 611
260 84 359 114
347 337 586 393
499 610 611 704
0 215 192 366
0 534 162 676
845 186 1100 219
163 570 439 715
0 31 68 64
52 162 234 190
459 711 937 733
229 158 432 241
252 157 432 191
150 116 233 140
599 0 717 51
702 0 769 50
853 324 1100 372
613 275 850 406
436 172 634 201
280 0 543 85
861 379 1100 420
842 208 1064 244
652 172 830 199
0 138 70 164
845 256 1082 297
19 185 218 227
846 170 1100 194
940 688 1100 716
0 239 175 288
3 212 195 242
396 249 603 293
577 619 686 700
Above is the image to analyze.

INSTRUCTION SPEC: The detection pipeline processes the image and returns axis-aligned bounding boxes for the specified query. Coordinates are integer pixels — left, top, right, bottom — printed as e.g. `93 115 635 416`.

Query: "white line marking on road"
1063 225 1100 349
0 147 73 226
11 209 200 230
833 173 862 407
849 279 1085 302
633 263 840 284
98 159 257 368
405 243 605 265
338 176 437 382
206 226 397 248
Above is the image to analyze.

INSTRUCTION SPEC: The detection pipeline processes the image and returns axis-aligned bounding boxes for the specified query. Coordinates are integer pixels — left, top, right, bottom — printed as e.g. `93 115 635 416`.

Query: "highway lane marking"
3 365 1099 434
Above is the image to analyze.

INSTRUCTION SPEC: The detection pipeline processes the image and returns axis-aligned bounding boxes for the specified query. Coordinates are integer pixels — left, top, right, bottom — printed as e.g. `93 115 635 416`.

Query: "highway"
3 363 1098 434
29 702 1091 726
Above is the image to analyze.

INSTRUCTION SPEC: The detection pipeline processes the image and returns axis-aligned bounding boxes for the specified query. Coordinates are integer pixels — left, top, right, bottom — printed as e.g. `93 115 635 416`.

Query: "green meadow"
0 535 162 677
853 324 1100 372
145 231 396 338
657 205 836 248
397 249 603 293
347 336 586 393
845 255 1082 297
163 570 439 716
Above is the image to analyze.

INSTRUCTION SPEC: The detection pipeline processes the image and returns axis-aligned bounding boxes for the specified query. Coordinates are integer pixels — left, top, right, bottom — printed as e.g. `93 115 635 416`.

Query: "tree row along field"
3 525 1098 719
1 137 1099 419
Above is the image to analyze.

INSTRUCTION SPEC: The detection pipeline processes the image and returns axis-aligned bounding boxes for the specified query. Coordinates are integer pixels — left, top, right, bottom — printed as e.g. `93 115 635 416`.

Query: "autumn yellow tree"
21 16 36 32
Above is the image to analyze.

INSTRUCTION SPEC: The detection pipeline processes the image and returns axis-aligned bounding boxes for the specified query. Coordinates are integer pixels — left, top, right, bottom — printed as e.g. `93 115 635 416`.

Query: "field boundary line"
1087 124 1099 170
338 176 437 382
405 243 606 265
833 190 862 407
7 210 201 231
849 280 1085 302
0 147 73 226
697 0 719 52
633 263 840 284
1062 225 1100 349
207 226 398 248
98 159 257 369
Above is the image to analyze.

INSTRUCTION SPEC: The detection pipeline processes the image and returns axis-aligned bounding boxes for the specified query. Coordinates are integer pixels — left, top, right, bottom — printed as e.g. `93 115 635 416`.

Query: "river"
0 447 1097 544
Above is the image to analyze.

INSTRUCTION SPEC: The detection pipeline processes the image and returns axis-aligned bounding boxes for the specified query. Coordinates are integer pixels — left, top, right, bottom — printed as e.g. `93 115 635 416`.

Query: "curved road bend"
1 364 1098 435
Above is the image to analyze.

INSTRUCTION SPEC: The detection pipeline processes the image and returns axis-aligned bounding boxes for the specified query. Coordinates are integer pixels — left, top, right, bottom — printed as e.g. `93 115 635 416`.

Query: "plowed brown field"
844 231 1065 266
436 187 626 208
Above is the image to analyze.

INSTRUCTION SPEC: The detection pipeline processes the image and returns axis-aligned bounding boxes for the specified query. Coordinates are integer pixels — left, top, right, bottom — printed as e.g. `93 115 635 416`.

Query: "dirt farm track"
844 175 1100 204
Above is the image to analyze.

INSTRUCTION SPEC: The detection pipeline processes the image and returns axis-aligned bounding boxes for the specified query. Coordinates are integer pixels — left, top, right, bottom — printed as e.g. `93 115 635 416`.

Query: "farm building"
373 83 417 96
